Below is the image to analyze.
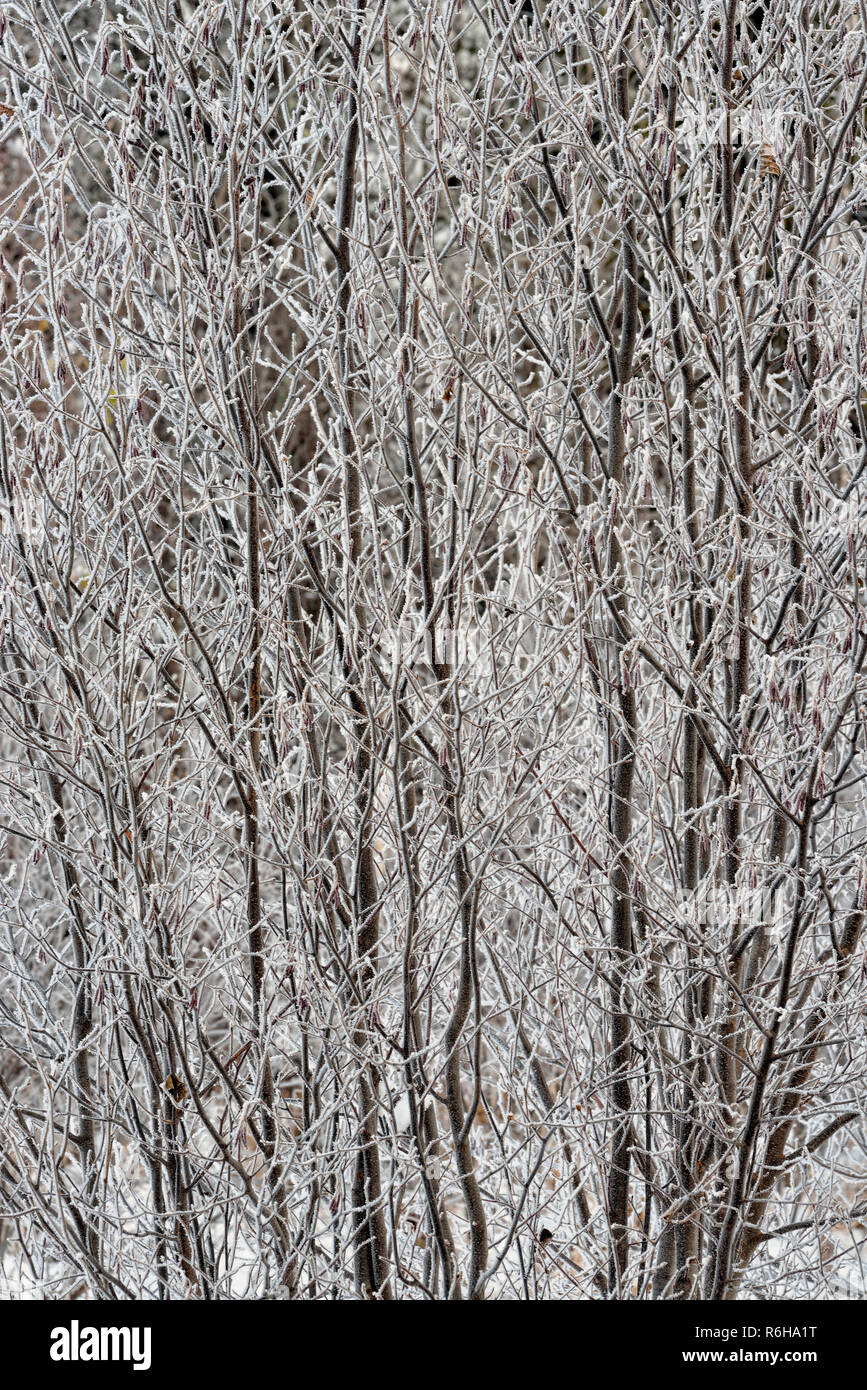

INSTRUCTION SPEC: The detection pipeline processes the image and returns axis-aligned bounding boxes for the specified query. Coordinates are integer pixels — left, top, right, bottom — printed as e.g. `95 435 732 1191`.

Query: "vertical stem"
335 1 392 1300
605 17 639 1293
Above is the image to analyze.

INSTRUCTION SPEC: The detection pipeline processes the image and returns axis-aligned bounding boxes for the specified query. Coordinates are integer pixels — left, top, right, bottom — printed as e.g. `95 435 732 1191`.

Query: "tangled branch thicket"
1 0 867 1301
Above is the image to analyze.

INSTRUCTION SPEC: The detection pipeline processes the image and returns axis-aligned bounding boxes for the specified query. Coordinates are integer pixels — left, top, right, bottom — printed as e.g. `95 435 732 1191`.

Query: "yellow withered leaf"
165 1072 187 1104
759 142 781 177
